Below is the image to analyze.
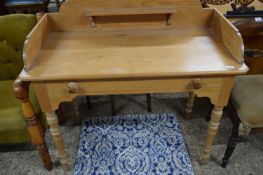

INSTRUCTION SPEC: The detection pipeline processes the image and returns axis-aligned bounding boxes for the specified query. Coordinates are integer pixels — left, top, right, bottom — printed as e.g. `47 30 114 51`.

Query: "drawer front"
43 78 223 108
33 78 226 111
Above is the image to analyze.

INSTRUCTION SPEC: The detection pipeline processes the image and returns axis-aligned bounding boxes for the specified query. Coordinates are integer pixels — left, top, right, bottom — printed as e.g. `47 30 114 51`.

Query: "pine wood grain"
21 29 247 81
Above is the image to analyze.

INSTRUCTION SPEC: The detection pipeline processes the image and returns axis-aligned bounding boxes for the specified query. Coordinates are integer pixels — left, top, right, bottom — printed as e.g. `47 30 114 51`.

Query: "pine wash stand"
14 0 248 171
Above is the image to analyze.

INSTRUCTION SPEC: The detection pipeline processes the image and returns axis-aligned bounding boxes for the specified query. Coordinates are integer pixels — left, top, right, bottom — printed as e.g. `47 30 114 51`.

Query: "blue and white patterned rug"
74 113 194 175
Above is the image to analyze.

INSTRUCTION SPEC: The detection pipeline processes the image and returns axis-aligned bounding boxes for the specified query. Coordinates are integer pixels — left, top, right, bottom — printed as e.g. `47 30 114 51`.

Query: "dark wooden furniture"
222 75 263 167
0 0 7 15
4 0 49 14
86 94 152 116
110 94 152 116
239 20 263 75
222 17 263 167
4 0 65 14
49 0 63 8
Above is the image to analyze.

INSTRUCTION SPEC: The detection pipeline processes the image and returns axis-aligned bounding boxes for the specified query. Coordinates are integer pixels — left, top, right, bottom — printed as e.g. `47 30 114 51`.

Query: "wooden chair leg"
72 98 81 124
110 95 116 116
13 79 53 171
36 142 53 171
222 122 240 167
222 102 241 168
146 94 152 112
86 96 92 110
56 103 66 125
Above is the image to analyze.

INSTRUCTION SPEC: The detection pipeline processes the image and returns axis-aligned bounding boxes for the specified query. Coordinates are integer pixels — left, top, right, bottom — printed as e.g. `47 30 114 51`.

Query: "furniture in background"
0 14 52 170
109 94 152 116
222 75 263 167
218 6 263 169
93 94 152 116
69 94 151 124
49 0 63 8
16 0 248 171
0 0 7 15
4 0 49 13
234 18 263 75
4 0 63 14
201 0 263 9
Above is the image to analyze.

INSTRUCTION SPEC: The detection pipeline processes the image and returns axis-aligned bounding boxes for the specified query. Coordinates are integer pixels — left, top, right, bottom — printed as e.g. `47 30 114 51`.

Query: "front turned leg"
185 92 195 119
13 79 52 171
46 112 70 171
200 106 224 165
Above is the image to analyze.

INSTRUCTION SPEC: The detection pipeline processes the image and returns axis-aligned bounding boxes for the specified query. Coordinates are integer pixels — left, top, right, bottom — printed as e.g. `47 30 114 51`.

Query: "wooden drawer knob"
192 78 202 89
67 82 79 94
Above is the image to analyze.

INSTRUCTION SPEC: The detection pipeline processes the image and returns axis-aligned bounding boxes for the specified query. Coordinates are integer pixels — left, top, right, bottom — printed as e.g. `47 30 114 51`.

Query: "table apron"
33 77 226 111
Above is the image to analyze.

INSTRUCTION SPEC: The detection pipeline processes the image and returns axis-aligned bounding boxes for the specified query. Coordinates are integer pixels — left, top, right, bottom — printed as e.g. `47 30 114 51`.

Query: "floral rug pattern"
74 113 194 175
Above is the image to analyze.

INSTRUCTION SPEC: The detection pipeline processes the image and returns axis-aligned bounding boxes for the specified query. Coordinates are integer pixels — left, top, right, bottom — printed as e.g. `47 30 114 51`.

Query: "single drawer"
34 77 224 110
45 77 223 96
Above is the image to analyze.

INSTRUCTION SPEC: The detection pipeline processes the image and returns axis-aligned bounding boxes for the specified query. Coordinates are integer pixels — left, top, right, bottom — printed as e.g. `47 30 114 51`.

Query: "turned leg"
72 98 81 124
46 112 70 171
110 95 116 116
13 79 52 171
146 94 152 112
86 96 92 110
200 106 224 164
185 92 195 119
